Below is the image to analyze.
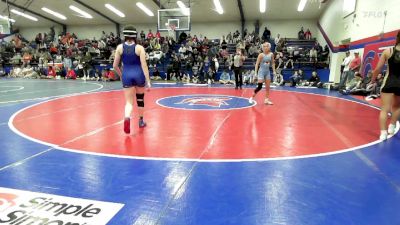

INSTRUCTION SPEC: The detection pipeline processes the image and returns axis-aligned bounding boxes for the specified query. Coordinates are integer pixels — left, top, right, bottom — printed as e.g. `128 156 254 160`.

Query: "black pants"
172 69 181 80
234 66 242 88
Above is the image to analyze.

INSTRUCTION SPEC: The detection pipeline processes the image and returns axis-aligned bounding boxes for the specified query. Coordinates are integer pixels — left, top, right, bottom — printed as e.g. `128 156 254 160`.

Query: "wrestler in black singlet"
381 47 400 95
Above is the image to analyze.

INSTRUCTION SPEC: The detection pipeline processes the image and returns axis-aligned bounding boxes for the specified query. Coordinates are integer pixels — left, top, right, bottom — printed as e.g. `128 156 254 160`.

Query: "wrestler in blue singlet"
121 43 146 88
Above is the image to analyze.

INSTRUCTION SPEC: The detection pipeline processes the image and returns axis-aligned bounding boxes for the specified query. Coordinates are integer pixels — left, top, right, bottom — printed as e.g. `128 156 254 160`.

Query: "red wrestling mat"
10 88 380 160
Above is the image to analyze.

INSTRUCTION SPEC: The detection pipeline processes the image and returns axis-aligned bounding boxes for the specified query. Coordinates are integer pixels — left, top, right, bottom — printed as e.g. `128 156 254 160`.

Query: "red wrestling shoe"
124 118 130 134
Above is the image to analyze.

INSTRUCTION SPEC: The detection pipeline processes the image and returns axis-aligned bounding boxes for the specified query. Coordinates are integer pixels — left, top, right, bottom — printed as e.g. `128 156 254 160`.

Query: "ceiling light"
177 1 190 16
105 4 125 17
11 9 38 21
213 0 223 14
41 7 67 20
260 0 266 13
136 2 154 17
343 0 356 12
69 5 93 19
0 15 15 23
297 0 307 11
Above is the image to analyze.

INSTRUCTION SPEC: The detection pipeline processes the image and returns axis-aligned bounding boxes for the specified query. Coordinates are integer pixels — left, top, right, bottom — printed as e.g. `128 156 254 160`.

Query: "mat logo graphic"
0 193 18 213
176 97 231 107
0 187 124 225
157 94 255 110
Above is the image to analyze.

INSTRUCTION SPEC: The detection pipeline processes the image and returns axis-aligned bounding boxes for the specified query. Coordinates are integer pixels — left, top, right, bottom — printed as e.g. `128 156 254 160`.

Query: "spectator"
22 52 32 67
273 69 284 86
305 29 312 40
10 67 22 78
275 51 284 69
274 34 281 46
233 30 240 43
0 65 5 77
82 51 93 79
348 52 361 83
156 31 161 39
192 59 202 83
172 56 182 81
340 72 363 94
243 70 256 85
178 44 187 55
205 67 214 84
47 66 56 79
22 66 39 79
66 67 76 79
226 32 233 44
309 47 318 62
203 36 209 45
248 44 259 58
284 47 294 69
49 44 58 55
306 71 321 87
321 45 330 62
221 36 228 50
236 41 245 52
11 53 22 65
179 31 188 44
202 56 211 82
210 57 219 81
147 29 154 39
339 51 352 90
140 31 146 40
181 72 190 83
55 52 63 63
192 35 198 43
102 68 118 81
298 27 305 40
315 41 323 53
262 27 271 42
13 35 23 52
242 70 251 85
152 40 161 51
366 73 384 99
290 70 304 87
219 69 234 85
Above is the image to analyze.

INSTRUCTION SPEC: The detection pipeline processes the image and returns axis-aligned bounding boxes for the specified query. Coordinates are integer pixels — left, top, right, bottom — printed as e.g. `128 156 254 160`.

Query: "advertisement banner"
0 187 124 225
362 40 395 76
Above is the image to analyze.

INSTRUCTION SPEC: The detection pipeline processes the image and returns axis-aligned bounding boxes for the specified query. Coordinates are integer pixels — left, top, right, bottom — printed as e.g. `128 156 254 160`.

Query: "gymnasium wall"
17 19 318 41
317 0 400 82
18 25 63 41
187 19 318 40
256 20 318 40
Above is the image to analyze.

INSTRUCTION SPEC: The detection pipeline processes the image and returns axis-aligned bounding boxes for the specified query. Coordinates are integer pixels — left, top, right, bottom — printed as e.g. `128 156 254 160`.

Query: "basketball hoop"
169 24 176 32
168 24 176 40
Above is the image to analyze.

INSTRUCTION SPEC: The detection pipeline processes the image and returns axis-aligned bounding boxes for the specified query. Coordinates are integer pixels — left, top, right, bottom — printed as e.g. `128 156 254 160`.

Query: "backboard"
0 17 11 35
158 8 190 31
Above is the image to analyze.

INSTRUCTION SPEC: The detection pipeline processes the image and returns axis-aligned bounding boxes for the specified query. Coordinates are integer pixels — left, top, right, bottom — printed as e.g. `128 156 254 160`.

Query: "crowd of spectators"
1 26 122 80
336 50 381 99
0 25 331 88
0 24 385 102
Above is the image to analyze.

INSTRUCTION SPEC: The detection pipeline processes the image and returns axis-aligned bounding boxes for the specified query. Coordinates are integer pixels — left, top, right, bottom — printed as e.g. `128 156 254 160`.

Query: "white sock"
388 123 396 134
380 130 388 136
124 103 133 118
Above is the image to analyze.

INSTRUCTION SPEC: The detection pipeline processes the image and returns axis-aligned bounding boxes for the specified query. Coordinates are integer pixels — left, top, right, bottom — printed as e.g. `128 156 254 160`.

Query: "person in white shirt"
178 44 186 55
309 47 318 62
233 48 245 89
185 44 192 54
339 51 352 90
273 69 284 86
274 34 281 46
